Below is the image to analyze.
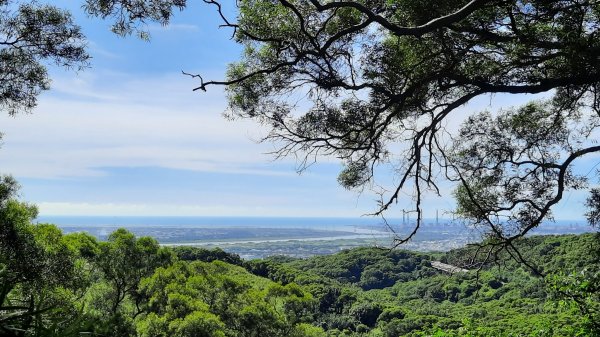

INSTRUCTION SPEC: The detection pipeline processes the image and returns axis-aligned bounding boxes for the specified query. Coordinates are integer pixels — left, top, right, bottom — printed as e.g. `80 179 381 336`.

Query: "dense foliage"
0 0 88 117
1 177 598 336
3 225 598 336
251 234 599 336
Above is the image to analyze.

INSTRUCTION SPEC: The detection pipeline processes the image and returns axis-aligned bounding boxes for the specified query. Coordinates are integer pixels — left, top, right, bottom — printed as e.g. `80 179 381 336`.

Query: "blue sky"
0 1 595 219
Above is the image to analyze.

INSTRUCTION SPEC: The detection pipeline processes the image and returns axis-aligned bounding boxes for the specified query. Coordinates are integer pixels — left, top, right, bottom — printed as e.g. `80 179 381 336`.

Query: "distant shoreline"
160 232 391 246
42 215 595 258
36 215 591 228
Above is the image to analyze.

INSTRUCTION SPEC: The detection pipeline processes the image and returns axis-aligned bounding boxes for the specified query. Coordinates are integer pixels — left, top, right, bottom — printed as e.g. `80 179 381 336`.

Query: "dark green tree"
450 101 598 269
549 192 600 333
0 177 86 337
586 188 600 228
93 229 173 331
0 0 89 117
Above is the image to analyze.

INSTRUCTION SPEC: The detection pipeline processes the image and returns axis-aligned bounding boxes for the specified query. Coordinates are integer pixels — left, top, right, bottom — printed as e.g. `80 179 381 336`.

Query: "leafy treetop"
0 0 89 117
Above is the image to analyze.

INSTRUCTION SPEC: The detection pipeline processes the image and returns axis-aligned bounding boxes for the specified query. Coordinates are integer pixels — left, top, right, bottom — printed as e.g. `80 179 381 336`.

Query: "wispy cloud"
36 201 274 216
148 23 200 33
35 198 361 217
0 71 281 178
87 40 122 60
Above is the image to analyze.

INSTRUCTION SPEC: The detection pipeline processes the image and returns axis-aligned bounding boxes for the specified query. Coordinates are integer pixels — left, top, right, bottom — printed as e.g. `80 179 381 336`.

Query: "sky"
0 1 596 219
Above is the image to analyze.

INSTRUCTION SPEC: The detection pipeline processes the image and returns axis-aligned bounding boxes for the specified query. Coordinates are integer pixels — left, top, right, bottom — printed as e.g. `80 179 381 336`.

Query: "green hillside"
1 198 598 337
241 234 599 336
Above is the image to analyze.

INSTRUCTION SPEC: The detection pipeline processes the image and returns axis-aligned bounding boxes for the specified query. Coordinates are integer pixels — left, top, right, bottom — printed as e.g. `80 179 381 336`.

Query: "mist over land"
39 215 594 259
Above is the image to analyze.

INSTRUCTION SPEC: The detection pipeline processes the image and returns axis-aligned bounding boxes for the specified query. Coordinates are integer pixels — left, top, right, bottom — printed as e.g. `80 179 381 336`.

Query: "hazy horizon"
0 0 597 220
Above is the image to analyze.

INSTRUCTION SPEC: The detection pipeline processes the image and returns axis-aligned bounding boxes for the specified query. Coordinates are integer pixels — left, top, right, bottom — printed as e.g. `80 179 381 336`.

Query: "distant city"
39 216 596 259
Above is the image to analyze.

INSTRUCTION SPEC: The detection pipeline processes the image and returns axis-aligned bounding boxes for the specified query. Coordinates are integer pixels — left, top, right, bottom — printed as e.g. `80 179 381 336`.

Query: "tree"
0 0 89 117
93 228 173 327
550 192 600 333
84 0 600 253
585 188 600 228
0 176 86 337
137 260 319 337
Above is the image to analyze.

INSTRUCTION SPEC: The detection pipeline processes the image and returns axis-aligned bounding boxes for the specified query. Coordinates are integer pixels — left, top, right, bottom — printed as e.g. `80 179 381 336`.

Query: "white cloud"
0 71 282 178
36 201 363 217
37 201 267 216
